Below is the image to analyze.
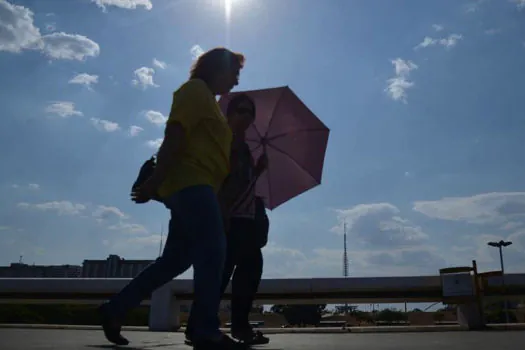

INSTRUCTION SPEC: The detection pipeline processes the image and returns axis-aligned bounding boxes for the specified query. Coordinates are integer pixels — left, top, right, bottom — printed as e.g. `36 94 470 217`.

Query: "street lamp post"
487 240 512 324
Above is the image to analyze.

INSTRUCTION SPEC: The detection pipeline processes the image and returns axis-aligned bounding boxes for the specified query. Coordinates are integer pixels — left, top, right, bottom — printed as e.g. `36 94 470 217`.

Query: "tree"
335 305 358 314
353 310 373 323
376 308 407 323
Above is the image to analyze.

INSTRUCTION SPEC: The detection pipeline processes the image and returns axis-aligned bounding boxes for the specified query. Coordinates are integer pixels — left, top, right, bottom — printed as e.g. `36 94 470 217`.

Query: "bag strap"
229 172 261 213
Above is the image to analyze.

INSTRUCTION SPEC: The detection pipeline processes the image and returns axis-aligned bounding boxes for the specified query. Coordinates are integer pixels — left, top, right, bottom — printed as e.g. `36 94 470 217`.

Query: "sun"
224 0 234 21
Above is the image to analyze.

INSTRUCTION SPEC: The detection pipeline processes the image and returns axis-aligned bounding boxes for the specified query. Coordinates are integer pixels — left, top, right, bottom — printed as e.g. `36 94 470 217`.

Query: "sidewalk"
2 323 524 333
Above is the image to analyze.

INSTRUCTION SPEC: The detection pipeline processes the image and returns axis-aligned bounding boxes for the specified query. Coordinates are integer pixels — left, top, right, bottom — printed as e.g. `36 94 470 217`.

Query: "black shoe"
193 333 248 350
184 335 194 346
98 303 130 346
184 327 194 346
232 329 269 345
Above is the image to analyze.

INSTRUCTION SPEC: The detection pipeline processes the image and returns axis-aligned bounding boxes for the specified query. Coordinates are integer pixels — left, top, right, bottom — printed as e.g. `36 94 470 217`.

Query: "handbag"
253 196 269 248
131 155 162 202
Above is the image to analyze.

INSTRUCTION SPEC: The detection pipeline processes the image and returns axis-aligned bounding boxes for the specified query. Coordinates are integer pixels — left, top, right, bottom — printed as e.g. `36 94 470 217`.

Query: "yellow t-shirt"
157 79 233 198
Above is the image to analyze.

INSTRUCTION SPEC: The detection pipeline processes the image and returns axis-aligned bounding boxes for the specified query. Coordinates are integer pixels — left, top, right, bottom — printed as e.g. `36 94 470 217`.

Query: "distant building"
0 262 81 278
81 254 153 278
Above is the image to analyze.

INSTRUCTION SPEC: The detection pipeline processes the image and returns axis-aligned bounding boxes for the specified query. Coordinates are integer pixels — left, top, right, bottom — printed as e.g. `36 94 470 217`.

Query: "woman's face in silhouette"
228 100 255 135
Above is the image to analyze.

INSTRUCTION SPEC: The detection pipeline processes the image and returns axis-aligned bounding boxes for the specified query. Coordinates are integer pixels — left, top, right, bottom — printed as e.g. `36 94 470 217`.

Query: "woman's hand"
131 178 160 204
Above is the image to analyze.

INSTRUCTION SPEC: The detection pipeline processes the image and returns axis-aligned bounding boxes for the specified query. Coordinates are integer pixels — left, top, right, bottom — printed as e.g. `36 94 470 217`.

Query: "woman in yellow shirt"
99 47 247 350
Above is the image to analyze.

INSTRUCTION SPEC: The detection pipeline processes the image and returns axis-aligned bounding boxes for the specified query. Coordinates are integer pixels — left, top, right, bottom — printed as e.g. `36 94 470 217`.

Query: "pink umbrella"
219 86 330 210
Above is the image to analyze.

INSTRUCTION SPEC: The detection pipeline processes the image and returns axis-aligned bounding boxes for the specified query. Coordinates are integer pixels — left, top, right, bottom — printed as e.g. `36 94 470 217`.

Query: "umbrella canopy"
219 86 330 210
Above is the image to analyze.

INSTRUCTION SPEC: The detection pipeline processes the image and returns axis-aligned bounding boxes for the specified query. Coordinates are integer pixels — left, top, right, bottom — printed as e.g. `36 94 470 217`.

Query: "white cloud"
415 36 437 49
109 222 149 235
132 67 158 89
413 192 525 224
0 1 100 60
263 241 307 260
69 73 99 88
45 101 83 117
414 34 463 50
17 201 86 216
152 58 166 69
146 138 163 149
92 205 127 221
190 44 204 60
42 32 100 61
484 28 501 35
501 222 522 231
439 34 463 49
465 0 486 13
90 118 120 132
0 0 43 53
512 0 525 10
128 125 143 137
12 183 39 190
348 247 447 276
261 241 309 278
432 24 444 32
92 0 153 11
385 58 418 104
127 234 161 245
143 110 167 126
333 203 428 248
261 241 446 278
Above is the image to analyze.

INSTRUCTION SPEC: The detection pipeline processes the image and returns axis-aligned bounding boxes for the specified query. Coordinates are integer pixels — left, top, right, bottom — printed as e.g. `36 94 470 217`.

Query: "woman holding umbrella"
185 94 271 346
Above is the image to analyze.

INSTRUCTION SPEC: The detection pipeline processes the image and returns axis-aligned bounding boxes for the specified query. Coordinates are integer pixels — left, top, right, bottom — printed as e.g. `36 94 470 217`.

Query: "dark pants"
106 185 226 340
187 217 263 335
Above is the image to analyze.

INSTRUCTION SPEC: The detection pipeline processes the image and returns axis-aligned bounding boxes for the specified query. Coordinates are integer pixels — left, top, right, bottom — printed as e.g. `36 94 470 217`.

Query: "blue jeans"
186 218 263 337
106 185 226 339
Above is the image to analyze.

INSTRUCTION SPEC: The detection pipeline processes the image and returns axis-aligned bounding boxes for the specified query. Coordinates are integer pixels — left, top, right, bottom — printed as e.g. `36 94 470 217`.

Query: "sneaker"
192 333 248 350
184 326 195 346
184 332 194 346
98 303 129 346
232 329 270 345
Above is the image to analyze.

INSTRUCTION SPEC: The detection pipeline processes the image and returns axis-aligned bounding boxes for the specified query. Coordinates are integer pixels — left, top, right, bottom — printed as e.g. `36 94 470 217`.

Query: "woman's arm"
148 122 186 186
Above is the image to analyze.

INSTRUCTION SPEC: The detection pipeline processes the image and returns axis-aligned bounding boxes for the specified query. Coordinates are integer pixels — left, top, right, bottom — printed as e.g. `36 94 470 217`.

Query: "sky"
1 0 525 287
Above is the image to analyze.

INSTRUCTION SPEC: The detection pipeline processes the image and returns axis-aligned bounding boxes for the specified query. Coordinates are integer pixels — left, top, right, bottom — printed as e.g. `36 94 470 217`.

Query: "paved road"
1 328 525 350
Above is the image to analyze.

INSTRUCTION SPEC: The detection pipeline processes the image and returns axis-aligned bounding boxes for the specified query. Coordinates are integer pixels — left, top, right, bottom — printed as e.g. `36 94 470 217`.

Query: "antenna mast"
343 221 350 314
158 224 164 257
343 221 349 278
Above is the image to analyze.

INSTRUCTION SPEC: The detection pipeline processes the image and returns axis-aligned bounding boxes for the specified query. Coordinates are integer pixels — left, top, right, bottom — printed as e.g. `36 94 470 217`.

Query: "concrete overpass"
0 264 523 332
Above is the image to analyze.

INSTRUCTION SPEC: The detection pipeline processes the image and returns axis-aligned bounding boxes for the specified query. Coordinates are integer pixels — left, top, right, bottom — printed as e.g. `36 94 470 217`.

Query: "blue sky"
1 0 525 284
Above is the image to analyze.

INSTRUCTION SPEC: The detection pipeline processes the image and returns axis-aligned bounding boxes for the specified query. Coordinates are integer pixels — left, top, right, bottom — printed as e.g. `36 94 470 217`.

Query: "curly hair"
190 47 245 84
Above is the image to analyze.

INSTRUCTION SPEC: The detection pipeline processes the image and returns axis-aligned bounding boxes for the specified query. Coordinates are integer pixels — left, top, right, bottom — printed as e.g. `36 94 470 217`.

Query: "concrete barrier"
1 273 523 332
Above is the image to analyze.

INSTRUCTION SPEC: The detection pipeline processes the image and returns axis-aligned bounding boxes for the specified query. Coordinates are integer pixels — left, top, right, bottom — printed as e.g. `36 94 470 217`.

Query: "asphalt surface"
1 329 525 350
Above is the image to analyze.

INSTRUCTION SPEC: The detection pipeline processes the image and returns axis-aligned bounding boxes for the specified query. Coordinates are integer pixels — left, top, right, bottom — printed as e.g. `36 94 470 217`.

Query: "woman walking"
98 47 247 350
185 94 270 346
